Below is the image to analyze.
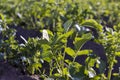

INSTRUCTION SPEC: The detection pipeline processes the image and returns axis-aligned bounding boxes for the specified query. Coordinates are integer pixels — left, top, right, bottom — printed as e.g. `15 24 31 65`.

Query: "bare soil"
0 62 40 80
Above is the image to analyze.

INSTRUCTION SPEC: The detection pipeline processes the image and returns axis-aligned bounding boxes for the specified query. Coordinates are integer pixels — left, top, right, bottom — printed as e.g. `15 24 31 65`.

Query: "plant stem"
107 55 115 80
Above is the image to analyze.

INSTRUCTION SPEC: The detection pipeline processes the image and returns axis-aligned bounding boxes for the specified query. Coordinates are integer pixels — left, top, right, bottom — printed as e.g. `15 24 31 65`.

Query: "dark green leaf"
74 33 92 51
63 19 73 32
99 60 106 74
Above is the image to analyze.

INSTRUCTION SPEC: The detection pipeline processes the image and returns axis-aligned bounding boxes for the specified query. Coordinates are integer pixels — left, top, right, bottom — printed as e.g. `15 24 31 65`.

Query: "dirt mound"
0 62 40 80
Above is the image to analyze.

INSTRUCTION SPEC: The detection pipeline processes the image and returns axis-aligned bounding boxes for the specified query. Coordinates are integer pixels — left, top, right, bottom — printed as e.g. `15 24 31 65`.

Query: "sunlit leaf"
65 47 75 58
115 52 120 57
85 57 96 67
55 30 74 44
27 63 42 74
0 13 4 21
81 19 102 32
77 50 92 56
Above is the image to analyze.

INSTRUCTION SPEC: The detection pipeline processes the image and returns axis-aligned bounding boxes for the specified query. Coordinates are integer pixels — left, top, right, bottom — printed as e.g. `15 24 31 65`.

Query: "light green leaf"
74 38 84 51
65 47 75 58
86 57 96 67
81 19 102 32
0 13 4 21
55 30 74 43
64 30 74 38
53 73 61 77
27 63 42 74
115 52 120 57
63 68 69 76
77 50 92 56
82 33 92 39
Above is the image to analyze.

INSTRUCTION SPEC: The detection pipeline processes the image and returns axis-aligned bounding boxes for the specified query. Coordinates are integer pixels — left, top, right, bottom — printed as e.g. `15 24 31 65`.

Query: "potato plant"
0 0 120 80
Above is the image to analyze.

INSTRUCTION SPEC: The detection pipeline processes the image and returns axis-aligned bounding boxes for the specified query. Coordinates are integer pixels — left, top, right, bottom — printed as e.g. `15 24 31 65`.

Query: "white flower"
42 29 49 41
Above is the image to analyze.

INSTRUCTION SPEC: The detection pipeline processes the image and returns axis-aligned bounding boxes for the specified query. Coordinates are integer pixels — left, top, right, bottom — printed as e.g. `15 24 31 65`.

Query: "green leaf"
115 52 120 57
77 50 92 56
0 13 4 21
91 75 101 80
47 29 53 37
64 30 74 38
63 68 69 76
39 39 49 45
65 59 72 65
53 73 61 77
81 19 103 32
42 50 52 63
55 30 74 44
85 57 96 67
82 33 92 39
69 62 86 79
33 63 42 69
99 60 106 74
74 38 85 51
63 19 73 32
74 33 92 51
65 47 75 58
41 44 52 62
27 63 42 74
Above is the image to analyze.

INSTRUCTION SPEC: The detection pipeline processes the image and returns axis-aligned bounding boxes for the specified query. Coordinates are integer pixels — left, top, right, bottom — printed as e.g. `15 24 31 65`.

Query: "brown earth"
0 62 40 80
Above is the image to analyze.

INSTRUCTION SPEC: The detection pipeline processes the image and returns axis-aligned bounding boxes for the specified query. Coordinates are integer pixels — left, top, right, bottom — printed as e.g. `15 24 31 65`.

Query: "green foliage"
81 19 103 32
74 33 92 51
1 0 120 80
97 27 120 80
65 47 75 57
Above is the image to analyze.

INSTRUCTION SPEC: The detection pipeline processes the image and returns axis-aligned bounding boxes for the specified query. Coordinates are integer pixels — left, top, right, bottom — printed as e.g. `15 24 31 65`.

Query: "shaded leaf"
27 63 42 74
74 33 92 51
63 19 73 32
69 62 86 79
99 60 106 74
